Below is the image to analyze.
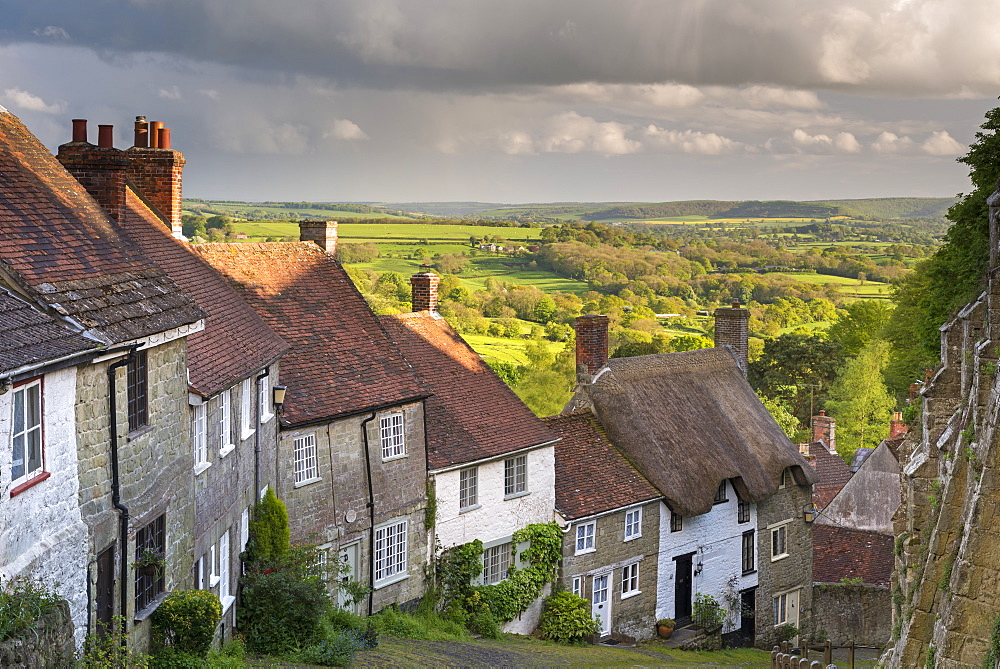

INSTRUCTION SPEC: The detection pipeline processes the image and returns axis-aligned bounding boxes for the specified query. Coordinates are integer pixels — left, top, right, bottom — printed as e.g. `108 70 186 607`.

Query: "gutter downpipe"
360 412 378 616
107 346 138 647
254 367 270 499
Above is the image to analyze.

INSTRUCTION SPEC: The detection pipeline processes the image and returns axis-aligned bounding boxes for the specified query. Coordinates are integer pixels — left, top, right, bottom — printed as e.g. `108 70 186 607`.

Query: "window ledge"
260 412 275 424
575 547 596 556
771 553 789 563
10 471 50 498
194 461 212 476
621 590 642 600
742 569 757 576
504 490 530 501
127 425 155 442
381 453 408 463
219 443 236 458
134 590 170 623
373 572 409 590
624 534 641 542
294 476 322 489
459 503 481 514
220 595 236 613
241 428 255 442
209 575 220 588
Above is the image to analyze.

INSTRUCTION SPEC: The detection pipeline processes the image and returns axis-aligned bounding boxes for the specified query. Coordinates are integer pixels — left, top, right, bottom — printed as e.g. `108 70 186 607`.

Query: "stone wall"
0 600 75 669
811 583 891 646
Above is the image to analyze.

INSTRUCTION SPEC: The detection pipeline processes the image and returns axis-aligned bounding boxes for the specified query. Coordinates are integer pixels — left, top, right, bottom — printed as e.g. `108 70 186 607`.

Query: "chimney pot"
812 411 836 454
149 121 164 148
72 119 87 143
158 128 171 150
134 116 149 148
574 315 610 378
97 124 114 149
298 220 338 254
410 271 441 312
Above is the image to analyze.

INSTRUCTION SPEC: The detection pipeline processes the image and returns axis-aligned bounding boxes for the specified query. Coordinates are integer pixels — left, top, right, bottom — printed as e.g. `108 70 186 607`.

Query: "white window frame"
259 372 274 424
482 542 511 585
773 589 800 626
575 522 596 555
624 507 642 541
293 433 320 486
197 556 206 589
621 562 640 599
219 391 234 457
209 544 220 587
504 454 528 497
193 403 209 474
572 576 582 597
770 521 790 561
10 379 44 488
240 378 254 440
380 413 405 460
241 507 250 553
219 529 233 611
459 467 479 511
373 519 408 587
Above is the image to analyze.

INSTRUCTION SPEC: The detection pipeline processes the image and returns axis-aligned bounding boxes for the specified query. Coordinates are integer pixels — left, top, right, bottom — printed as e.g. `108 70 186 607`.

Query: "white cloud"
158 85 182 100
540 112 640 155
732 86 825 111
32 26 69 40
870 131 914 154
497 130 534 155
198 89 220 100
643 125 742 155
921 130 964 156
2 88 63 114
834 132 862 153
324 119 369 140
792 128 833 149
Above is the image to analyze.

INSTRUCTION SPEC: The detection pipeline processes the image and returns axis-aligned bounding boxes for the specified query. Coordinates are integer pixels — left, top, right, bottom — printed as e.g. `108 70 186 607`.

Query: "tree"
824 339 896 464
748 333 844 424
827 300 894 357
244 488 290 565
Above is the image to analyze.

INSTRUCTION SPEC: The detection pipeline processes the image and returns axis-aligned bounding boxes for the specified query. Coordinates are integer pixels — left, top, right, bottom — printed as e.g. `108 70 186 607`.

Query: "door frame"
591 571 612 637
672 551 695 623
337 540 362 614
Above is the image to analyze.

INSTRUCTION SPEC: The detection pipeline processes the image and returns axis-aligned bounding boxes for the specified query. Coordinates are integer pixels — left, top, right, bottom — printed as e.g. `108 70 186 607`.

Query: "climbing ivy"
983 615 1000 669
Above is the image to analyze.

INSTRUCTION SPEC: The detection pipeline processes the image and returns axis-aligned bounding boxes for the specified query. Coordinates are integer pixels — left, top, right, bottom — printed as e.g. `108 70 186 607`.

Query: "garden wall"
0 600 75 668
811 583 890 647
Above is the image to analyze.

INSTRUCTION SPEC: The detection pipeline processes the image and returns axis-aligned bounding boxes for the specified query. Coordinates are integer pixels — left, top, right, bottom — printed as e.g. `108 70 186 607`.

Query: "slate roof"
193 242 425 425
120 189 289 396
567 347 816 517
807 441 853 508
0 109 203 344
812 525 894 586
0 287 99 374
544 411 661 520
379 311 555 470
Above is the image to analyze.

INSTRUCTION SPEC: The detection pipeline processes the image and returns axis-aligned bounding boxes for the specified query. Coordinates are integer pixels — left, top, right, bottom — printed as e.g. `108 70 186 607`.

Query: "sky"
1 0 998 204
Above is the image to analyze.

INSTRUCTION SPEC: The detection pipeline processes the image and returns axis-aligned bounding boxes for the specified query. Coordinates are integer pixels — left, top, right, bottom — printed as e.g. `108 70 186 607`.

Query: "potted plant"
656 618 676 639
133 546 165 578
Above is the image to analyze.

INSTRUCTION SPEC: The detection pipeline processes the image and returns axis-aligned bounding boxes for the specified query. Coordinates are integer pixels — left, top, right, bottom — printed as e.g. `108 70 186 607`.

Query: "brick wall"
298 221 338 255
811 583 891 646
574 315 609 376
57 142 128 223
125 147 185 236
410 272 440 312
713 304 750 374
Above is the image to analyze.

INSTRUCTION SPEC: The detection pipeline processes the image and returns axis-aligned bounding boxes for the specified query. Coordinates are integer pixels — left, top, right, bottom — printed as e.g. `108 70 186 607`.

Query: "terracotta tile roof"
813 525 894 586
379 312 555 469
545 411 661 520
0 287 98 374
119 190 288 396
192 242 425 424
0 109 204 343
807 441 853 508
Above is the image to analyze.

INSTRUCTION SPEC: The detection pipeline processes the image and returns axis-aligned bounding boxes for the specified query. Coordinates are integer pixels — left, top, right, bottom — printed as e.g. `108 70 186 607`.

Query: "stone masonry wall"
811 583 891 646
0 600 75 668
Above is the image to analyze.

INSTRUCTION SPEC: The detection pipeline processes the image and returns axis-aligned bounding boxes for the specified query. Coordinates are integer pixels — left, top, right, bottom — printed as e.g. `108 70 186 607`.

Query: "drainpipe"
360 412 378 616
254 367 270 499
107 347 137 646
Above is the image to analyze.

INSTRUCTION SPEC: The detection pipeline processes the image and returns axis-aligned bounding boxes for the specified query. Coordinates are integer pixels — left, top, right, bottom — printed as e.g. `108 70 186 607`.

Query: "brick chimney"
812 410 836 454
410 271 440 312
57 119 129 223
575 315 609 380
299 220 338 254
125 117 185 238
714 300 750 376
889 411 908 439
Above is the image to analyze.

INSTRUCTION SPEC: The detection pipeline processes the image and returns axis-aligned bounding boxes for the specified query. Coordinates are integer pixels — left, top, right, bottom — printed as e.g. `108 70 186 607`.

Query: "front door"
591 573 611 637
337 542 360 613
674 553 693 622
95 543 115 638
739 588 756 646
786 589 800 645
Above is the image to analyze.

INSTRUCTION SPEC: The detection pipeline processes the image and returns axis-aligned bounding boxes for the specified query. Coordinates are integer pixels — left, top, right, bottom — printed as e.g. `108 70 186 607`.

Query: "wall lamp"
273 385 287 414
803 503 818 524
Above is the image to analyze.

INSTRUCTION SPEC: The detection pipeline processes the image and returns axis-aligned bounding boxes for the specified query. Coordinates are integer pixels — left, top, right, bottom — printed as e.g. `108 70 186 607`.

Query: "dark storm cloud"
1 0 997 96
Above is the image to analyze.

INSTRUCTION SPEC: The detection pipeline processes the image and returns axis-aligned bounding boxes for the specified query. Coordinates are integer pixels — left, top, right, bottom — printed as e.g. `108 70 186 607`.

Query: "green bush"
693 593 725 632
149 646 207 668
328 607 366 633
243 488 290 565
77 615 152 668
466 609 502 640
151 590 222 657
291 625 373 667
367 606 468 641
537 591 601 644
0 576 61 642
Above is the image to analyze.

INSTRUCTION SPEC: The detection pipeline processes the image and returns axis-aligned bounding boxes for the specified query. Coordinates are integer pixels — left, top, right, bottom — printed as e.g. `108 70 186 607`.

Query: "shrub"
466 609 502 640
149 646 206 668
537 591 601 644
151 590 222 657
291 628 368 667
77 615 152 668
366 606 467 641
693 593 725 632
0 576 61 642
328 607 366 633
243 488 290 565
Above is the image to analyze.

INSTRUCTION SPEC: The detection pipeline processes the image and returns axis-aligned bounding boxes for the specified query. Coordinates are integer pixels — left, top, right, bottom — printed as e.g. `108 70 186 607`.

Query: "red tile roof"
0 287 98 374
545 411 661 520
0 109 203 343
119 190 289 396
193 242 425 425
807 442 853 508
379 312 555 469
812 525 894 586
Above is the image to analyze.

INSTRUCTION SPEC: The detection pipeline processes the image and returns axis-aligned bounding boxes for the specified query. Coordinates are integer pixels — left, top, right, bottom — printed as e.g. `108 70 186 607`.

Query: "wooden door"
95 543 115 637
674 553 693 622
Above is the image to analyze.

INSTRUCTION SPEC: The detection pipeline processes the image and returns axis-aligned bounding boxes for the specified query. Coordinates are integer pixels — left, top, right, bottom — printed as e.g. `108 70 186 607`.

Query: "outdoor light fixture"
273 385 287 413
803 503 818 524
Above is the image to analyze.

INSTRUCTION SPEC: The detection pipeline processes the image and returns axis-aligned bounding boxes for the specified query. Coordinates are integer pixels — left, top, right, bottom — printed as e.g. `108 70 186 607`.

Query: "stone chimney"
57 119 129 223
714 300 750 376
125 117 185 238
889 411 908 439
812 410 836 454
410 271 440 312
575 315 609 380
299 220 338 254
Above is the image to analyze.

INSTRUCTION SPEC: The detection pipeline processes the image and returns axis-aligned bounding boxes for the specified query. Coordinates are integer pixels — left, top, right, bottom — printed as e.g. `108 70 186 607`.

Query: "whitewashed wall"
656 483 759 633
433 446 555 550
0 367 89 646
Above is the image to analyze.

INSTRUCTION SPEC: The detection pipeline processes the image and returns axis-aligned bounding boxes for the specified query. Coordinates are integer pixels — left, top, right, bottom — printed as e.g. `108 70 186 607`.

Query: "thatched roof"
567 347 815 517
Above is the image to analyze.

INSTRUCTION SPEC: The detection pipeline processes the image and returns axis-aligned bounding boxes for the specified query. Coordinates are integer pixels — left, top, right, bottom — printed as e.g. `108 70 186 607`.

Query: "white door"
338 542 360 613
787 589 800 645
591 573 611 636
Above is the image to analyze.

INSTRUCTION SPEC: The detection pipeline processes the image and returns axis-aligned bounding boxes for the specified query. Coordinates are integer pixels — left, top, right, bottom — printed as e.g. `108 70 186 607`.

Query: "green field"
462 333 567 365
229 220 544 243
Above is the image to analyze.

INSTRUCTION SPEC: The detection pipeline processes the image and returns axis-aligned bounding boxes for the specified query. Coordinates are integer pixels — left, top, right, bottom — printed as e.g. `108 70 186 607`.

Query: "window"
459 467 478 510
219 391 234 456
742 530 755 574
258 372 273 423
575 522 595 554
373 520 408 585
209 544 219 586
779 467 791 488
219 529 232 609
127 350 148 432
738 498 751 524
670 511 683 533
771 523 789 560
621 563 639 598
11 379 43 488
293 433 319 485
241 507 250 553
773 589 799 626
135 514 165 612
714 480 728 503
380 413 405 460
193 403 208 471
624 508 642 541
240 378 253 439
572 576 582 597
504 455 527 496
483 543 511 585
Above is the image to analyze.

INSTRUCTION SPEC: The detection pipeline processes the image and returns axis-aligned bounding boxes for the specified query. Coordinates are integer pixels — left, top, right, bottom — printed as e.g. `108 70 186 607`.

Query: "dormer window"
714 480 728 504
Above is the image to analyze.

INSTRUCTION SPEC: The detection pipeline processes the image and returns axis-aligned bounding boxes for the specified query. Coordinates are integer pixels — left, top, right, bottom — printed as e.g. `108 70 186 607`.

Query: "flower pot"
137 565 161 579
657 624 674 639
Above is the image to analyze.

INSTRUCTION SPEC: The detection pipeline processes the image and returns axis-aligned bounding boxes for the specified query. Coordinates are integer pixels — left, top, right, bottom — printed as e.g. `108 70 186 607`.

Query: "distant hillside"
581 201 738 220
382 202 507 217
713 200 846 219
815 197 955 220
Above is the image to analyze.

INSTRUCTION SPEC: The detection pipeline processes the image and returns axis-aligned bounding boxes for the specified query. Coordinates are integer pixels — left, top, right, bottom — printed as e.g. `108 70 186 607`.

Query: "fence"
771 640 881 668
